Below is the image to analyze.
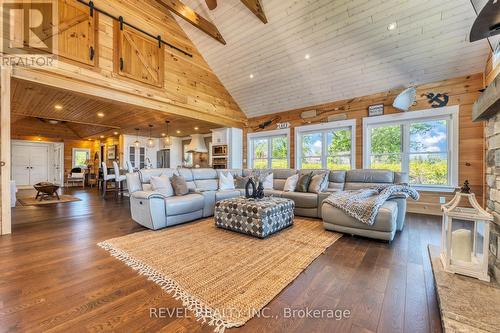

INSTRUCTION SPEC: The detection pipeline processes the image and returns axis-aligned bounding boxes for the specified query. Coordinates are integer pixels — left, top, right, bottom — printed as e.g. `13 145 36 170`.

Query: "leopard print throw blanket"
323 185 420 225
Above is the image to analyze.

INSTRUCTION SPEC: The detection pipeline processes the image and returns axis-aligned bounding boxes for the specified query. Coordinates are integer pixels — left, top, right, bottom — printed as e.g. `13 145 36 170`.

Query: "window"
184 144 193 167
363 106 458 190
295 120 356 170
248 129 290 169
72 148 90 168
129 146 146 169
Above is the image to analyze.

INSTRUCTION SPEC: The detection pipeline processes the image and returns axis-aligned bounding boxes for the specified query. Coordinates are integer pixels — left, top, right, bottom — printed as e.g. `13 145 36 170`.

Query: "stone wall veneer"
485 115 500 282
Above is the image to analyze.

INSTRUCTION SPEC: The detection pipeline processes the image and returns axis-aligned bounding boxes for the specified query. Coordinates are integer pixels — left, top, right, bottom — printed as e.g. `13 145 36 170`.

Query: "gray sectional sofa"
126 168 409 241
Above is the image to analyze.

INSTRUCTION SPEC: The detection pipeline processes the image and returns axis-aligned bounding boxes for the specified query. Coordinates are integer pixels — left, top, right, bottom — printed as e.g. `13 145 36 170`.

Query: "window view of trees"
368 119 449 185
252 135 288 169
301 127 353 170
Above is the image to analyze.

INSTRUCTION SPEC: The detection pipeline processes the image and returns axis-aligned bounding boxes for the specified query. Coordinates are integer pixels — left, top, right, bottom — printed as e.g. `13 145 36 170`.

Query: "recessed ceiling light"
387 22 397 31
176 130 181 134
54 104 63 110
249 74 254 79
113 131 119 135
194 126 199 130
161 133 166 137
100 135 104 139
97 112 104 118
88 138 92 141
304 54 310 60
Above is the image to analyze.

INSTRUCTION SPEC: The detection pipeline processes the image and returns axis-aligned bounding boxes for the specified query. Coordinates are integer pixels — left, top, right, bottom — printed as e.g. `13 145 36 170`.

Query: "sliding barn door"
115 25 164 87
57 0 97 66
0 67 12 235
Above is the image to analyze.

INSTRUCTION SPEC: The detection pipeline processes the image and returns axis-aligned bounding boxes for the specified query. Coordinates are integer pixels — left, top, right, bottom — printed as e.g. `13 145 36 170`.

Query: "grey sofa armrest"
131 191 166 200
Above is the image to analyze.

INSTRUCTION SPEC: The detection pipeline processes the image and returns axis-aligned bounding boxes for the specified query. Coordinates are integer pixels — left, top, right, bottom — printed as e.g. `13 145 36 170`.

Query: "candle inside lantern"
451 229 472 262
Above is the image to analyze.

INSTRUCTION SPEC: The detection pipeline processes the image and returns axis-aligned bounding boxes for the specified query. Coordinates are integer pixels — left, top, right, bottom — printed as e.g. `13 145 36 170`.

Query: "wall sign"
276 122 290 129
368 104 384 117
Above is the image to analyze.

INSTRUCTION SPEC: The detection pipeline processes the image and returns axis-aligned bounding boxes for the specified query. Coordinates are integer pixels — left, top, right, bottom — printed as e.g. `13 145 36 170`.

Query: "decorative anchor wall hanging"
423 92 449 108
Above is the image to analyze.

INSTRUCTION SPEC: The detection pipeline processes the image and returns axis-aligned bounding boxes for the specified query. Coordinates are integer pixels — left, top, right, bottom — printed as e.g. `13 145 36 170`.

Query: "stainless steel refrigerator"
157 149 170 168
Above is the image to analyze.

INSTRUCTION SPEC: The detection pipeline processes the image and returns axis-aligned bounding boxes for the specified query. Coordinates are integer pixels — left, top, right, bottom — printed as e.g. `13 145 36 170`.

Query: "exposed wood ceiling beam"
240 0 267 24
155 0 226 45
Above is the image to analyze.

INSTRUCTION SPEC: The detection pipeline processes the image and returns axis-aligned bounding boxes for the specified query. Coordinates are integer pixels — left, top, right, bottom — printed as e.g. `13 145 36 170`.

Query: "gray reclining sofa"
126 168 408 241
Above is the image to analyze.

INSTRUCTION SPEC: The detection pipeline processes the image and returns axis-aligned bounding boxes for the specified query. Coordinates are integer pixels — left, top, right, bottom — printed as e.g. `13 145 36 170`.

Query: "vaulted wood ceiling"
175 0 491 117
11 79 218 140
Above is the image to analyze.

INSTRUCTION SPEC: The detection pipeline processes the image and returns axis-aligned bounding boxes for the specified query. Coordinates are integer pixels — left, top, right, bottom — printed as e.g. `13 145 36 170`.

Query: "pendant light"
147 124 155 148
164 120 171 145
134 128 140 148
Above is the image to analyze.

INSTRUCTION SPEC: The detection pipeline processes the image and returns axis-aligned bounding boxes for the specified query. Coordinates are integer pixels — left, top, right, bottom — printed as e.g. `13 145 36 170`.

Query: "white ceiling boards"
176 0 491 117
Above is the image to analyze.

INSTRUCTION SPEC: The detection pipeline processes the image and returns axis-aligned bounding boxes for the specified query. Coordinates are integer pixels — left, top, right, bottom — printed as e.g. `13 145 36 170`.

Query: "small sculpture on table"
245 171 266 199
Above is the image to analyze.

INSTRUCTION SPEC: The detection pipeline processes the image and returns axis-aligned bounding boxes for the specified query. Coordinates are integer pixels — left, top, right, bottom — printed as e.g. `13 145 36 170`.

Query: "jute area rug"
98 218 341 332
17 195 81 206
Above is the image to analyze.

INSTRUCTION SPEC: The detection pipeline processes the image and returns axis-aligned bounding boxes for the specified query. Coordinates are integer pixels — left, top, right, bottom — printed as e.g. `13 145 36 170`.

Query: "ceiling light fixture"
54 104 63 110
113 131 119 135
249 74 254 79
97 112 104 118
176 130 181 134
100 135 104 139
387 22 397 31
194 126 199 130
134 128 140 148
304 54 310 60
164 120 171 145
147 124 155 148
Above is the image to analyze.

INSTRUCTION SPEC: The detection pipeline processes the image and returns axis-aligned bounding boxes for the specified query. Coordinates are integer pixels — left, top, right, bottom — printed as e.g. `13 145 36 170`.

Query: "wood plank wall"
12 0 246 128
245 74 485 216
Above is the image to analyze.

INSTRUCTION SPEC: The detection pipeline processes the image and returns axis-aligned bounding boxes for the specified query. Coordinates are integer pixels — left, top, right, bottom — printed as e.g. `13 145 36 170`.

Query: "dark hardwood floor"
1 188 442 333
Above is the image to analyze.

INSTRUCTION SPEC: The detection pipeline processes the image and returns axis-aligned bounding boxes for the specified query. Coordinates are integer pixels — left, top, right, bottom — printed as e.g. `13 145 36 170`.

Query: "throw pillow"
150 175 174 197
219 172 235 190
283 174 299 192
235 175 249 189
262 172 273 189
171 174 189 196
296 172 313 192
308 172 328 193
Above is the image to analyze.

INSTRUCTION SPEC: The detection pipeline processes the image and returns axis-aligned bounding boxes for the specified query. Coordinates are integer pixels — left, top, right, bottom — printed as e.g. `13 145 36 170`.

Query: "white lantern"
441 181 493 282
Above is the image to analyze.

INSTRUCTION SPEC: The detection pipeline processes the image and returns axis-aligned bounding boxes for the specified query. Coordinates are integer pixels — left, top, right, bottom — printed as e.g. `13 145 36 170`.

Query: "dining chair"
126 160 134 173
101 162 115 197
113 161 127 197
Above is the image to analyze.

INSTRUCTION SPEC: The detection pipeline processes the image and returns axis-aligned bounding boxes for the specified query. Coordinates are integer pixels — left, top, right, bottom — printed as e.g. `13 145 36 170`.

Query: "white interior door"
12 145 31 186
29 146 48 185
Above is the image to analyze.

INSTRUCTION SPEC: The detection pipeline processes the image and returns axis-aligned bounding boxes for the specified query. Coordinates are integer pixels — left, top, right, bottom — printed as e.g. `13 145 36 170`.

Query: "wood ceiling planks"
176 0 490 117
10 78 220 140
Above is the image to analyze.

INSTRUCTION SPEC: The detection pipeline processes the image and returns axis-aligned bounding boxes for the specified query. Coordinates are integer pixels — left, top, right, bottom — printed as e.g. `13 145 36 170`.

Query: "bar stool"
113 161 127 197
101 162 115 197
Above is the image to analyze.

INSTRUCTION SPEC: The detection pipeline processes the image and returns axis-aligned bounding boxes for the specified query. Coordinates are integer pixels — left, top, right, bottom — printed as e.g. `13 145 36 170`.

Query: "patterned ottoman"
214 197 295 238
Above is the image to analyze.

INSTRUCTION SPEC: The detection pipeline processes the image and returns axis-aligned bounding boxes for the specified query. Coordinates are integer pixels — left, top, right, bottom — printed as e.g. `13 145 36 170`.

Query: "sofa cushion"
283 174 299 192
264 189 283 197
165 194 204 216
296 172 313 192
308 172 328 193
191 168 218 180
171 175 189 196
345 169 394 183
218 172 235 190
263 173 273 189
150 175 174 197
216 190 241 201
282 191 318 208
235 176 249 189
322 200 397 232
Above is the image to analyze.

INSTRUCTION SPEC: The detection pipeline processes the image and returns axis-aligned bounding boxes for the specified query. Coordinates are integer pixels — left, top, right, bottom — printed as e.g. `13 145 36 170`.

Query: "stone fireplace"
476 74 500 281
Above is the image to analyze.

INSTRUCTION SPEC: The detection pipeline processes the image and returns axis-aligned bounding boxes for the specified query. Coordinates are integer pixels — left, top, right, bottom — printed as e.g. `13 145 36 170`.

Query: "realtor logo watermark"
150 306 352 321
0 0 57 67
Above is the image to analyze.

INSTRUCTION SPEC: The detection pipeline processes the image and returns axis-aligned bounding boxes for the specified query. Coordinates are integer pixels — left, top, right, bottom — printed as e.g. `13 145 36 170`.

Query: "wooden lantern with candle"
440 181 493 281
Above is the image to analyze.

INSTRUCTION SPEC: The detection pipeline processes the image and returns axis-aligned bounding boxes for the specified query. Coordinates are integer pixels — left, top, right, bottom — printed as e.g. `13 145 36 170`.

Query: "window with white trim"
72 148 90 168
295 120 356 170
248 129 289 169
363 106 459 190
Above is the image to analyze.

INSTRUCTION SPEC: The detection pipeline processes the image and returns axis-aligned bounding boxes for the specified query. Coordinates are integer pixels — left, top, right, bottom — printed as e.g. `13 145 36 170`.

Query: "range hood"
470 0 500 42
186 134 208 153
